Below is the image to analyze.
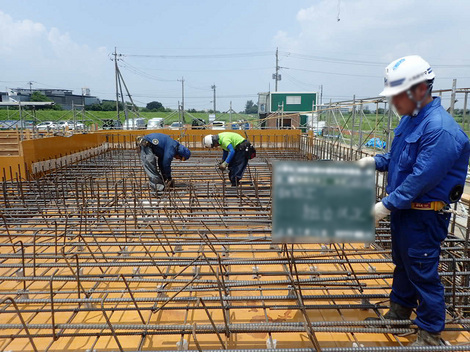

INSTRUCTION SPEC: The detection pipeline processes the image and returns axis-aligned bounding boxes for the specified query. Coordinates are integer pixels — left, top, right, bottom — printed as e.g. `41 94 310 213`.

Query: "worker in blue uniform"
361 55 470 346
137 133 191 193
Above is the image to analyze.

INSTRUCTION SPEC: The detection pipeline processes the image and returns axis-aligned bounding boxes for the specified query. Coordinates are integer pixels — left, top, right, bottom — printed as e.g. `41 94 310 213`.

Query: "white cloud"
0 10 110 93
273 0 470 98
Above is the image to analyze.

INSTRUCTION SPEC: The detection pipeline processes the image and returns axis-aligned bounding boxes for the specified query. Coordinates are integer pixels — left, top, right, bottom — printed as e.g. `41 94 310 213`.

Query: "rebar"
0 137 469 351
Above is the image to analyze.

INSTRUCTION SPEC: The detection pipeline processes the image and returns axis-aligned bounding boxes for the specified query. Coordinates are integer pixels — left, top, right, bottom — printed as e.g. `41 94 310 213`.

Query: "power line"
280 51 385 66
283 73 316 91
280 51 470 68
119 59 176 82
116 66 272 73
284 67 381 78
130 94 257 99
123 51 272 59
185 83 212 91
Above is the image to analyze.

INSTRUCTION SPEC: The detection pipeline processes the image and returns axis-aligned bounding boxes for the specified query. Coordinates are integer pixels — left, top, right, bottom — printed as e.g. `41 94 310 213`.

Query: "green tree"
244 100 258 114
86 103 103 111
29 91 55 110
146 101 164 111
30 91 51 102
100 100 123 111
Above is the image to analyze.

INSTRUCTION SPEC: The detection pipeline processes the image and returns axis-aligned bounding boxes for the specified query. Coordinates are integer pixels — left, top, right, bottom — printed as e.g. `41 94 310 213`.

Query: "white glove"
374 202 390 226
358 156 376 168
218 161 228 171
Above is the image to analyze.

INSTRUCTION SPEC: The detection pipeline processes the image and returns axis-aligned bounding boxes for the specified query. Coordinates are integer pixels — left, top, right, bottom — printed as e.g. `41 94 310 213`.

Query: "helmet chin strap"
406 82 433 117
212 134 219 147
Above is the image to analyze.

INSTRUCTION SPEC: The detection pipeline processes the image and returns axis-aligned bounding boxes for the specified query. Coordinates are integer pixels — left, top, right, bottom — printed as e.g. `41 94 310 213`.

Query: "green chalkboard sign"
272 161 375 243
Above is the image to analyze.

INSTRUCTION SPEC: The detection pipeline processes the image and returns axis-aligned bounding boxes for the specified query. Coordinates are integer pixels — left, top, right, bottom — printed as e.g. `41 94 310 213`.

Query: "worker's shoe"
365 301 412 328
231 180 240 187
410 328 441 346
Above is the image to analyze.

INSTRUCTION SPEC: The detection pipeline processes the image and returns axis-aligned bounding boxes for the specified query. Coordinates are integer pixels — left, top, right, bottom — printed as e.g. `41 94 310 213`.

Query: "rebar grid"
1 140 469 351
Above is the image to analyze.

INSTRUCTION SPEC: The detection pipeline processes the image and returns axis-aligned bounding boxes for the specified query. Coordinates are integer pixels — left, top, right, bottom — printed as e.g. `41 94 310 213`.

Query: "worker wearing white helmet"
362 56 470 346
203 132 256 186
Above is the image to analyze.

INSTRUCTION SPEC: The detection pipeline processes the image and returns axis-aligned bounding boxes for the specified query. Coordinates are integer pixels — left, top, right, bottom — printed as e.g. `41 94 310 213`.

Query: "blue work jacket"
143 133 179 180
374 97 470 211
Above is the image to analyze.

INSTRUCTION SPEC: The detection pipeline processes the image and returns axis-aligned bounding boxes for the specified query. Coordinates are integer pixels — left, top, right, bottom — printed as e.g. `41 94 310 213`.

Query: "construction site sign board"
272 161 375 243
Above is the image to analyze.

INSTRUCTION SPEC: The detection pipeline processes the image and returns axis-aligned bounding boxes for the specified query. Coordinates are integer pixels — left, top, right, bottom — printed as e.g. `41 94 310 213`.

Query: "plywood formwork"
0 135 469 352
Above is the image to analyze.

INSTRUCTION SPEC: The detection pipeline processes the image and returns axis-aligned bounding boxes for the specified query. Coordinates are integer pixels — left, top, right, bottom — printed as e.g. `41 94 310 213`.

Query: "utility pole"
229 101 232 123
320 84 323 106
72 101 76 126
275 47 279 92
114 47 120 122
178 77 185 123
273 48 281 92
114 61 139 127
81 88 86 125
178 100 181 127
450 78 457 117
211 85 216 115
28 81 33 94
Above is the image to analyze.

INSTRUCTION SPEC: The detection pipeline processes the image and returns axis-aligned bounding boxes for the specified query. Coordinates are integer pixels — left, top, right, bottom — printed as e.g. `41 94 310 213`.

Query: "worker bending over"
361 55 470 346
137 133 191 193
203 132 255 186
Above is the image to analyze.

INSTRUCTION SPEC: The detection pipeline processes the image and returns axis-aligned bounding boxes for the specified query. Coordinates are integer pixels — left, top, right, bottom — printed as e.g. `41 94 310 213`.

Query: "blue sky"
1 0 470 111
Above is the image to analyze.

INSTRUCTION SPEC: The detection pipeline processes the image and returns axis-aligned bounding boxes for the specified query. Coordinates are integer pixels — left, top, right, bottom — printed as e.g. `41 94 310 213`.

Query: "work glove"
218 161 229 171
358 156 376 168
374 201 391 226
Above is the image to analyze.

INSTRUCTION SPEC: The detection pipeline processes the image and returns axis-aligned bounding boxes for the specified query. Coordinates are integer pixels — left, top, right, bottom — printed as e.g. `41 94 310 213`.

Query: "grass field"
1 108 468 136
0 109 258 125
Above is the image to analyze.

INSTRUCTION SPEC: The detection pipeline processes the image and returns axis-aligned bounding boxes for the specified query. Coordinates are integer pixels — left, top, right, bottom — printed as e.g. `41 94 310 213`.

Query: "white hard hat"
380 55 435 97
203 134 214 148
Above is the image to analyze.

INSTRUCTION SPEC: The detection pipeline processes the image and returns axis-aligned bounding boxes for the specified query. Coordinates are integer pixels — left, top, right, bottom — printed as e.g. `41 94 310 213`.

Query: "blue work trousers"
140 146 164 191
390 209 450 333
228 149 248 186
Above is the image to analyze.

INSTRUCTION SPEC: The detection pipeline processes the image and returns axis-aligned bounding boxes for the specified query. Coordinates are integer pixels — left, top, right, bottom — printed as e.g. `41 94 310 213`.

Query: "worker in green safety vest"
203 132 255 186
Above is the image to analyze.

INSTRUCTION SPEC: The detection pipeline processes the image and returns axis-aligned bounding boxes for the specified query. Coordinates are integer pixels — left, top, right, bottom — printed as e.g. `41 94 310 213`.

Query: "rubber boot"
365 301 412 328
410 328 441 346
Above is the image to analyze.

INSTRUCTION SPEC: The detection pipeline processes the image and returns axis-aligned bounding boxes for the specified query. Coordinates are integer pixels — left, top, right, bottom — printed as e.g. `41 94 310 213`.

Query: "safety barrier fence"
0 130 302 182
314 84 470 153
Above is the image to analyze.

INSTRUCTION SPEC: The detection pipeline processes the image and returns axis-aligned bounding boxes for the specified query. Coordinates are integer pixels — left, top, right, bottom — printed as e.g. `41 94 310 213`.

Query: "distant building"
0 91 8 102
337 107 351 114
258 91 317 129
6 88 99 110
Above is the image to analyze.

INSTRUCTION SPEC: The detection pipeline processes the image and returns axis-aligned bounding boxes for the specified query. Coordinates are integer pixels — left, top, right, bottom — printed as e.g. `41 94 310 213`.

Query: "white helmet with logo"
203 134 214 148
380 55 435 97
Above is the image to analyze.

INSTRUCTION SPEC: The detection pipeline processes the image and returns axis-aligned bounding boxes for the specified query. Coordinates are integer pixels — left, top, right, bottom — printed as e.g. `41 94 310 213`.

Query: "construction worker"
137 133 191 193
203 132 254 186
361 55 470 346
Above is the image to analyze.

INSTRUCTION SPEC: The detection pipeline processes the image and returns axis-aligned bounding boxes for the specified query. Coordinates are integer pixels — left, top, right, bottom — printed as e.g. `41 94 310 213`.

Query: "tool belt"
411 201 446 211
237 140 256 160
